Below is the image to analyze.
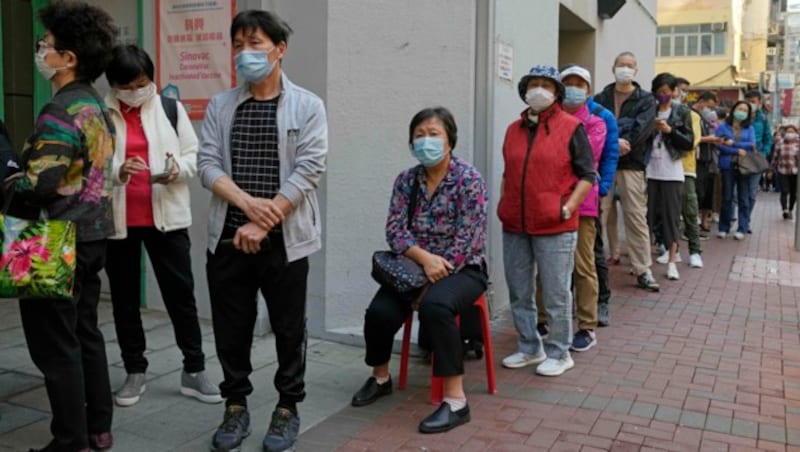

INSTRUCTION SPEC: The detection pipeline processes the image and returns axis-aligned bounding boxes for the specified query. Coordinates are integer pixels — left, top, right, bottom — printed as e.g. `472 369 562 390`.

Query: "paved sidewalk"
0 300 367 451
299 192 800 451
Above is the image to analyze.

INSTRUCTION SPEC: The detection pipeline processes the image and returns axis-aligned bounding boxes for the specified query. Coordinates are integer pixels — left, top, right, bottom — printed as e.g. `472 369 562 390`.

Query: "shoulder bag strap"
407 166 422 230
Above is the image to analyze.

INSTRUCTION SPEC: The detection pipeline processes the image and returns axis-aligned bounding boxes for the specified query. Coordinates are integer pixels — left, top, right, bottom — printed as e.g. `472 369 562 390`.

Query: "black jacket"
594 82 656 171
660 104 695 160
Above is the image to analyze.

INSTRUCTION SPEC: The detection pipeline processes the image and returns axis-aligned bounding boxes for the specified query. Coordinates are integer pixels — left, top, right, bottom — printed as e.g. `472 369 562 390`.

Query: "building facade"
0 0 657 343
656 0 769 103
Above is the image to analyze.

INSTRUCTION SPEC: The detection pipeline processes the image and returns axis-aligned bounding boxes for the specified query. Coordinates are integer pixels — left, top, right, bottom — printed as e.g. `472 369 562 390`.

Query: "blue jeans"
503 231 577 360
719 169 751 234
747 173 760 223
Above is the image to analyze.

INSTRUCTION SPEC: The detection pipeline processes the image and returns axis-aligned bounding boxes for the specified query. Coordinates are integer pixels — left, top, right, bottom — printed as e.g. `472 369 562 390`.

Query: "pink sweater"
570 103 607 218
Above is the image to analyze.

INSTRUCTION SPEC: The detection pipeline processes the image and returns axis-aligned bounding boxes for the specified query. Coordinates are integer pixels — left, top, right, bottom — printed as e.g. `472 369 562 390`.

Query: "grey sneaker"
597 303 610 327
636 271 660 292
181 371 223 404
115 373 146 407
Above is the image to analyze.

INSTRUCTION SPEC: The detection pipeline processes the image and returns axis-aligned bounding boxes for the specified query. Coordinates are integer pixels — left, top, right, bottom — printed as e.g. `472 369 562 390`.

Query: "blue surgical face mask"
411 137 446 167
235 48 275 83
733 110 748 122
563 86 587 108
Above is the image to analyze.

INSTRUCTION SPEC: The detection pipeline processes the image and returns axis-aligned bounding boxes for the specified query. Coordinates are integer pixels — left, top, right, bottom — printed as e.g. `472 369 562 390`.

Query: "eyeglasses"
35 37 60 53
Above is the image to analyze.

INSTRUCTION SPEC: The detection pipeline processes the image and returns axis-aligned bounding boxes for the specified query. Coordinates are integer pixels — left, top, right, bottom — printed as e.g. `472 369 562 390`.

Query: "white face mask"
614 66 636 84
525 87 555 113
749 102 759 113
115 83 157 108
785 132 799 141
35 48 67 80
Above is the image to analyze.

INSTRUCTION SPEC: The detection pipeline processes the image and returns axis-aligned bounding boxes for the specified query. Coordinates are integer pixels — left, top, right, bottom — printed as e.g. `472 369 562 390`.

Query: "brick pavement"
299 192 800 451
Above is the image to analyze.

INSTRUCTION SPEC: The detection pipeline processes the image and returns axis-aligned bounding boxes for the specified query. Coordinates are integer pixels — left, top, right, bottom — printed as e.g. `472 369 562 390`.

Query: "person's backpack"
160 95 179 135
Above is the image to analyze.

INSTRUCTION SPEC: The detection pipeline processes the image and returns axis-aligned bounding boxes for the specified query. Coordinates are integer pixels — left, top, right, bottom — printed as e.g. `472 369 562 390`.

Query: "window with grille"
656 23 727 57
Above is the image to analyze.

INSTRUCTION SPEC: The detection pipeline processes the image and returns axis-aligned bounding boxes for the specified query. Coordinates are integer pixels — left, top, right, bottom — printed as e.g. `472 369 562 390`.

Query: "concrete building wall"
323 0 477 336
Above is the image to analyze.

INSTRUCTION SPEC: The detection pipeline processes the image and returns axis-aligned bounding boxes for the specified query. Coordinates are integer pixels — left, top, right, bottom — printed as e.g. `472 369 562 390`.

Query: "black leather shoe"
351 376 392 407
418 402 470 433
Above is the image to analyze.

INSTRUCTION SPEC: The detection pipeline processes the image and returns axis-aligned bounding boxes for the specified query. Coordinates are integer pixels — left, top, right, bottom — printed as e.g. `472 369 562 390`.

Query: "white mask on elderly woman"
525 87 555 113
785 132 799 141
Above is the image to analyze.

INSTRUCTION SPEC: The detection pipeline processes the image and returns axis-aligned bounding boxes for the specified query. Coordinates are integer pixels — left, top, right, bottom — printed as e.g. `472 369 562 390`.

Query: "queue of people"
4 2 794 451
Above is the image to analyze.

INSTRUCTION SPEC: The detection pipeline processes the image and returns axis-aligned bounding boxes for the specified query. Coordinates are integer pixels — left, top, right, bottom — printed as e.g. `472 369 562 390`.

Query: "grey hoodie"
198 73 328 262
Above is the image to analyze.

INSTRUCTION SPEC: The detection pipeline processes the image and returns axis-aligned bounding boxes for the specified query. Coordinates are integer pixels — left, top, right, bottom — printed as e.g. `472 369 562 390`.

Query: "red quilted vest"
498 103 581 235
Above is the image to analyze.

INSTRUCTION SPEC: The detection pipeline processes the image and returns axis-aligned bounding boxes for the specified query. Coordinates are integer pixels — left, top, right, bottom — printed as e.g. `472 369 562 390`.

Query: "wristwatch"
561 205 572 220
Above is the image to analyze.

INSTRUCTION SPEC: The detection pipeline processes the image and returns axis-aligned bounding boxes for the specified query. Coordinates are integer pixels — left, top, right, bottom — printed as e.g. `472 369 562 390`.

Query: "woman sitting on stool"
351 107 488 434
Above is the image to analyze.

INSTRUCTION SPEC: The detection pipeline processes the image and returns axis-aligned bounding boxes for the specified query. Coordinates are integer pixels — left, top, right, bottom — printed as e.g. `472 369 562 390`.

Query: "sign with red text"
156 0 236 120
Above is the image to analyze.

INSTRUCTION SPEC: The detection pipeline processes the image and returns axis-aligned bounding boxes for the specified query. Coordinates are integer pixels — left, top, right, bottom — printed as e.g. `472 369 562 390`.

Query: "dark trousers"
19 240 113 451
594 208 610 306
363 267 487 377
781 174 798 212
696 162 716 211
207 235 308 407
105 227 204 374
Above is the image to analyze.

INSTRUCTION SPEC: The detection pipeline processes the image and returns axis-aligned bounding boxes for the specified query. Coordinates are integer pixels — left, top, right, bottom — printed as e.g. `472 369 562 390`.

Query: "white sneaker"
656 251 681 265
536 356 575 376
667 263 680 280
502 350 546 369
733 232 745 240
717 231 727 239
689 253 703 268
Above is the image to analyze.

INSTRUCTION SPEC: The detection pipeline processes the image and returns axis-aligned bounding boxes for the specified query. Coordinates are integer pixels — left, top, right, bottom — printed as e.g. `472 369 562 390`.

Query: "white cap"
559 65 592 87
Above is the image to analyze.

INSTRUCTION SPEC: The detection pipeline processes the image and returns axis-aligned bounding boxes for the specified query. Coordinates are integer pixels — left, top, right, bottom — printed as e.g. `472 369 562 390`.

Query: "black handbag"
371 168 428 294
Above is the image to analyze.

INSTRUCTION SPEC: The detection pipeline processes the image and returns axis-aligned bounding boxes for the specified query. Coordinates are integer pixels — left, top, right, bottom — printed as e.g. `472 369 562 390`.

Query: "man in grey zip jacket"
197 10 327 452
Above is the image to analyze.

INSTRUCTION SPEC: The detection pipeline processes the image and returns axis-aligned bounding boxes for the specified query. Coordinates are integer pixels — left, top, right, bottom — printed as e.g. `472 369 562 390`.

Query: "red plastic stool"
397 293 497 404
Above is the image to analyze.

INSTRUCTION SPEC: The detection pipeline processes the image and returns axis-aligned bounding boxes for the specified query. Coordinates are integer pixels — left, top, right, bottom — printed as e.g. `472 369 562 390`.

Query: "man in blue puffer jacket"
586 97 619 326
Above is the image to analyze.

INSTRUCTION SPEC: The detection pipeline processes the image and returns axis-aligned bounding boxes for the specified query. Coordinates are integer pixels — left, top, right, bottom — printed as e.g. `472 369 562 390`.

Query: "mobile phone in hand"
149 155 175 184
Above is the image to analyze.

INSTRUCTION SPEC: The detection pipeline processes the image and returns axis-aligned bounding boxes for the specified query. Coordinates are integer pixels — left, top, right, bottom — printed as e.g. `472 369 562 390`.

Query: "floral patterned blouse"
385 156 488 270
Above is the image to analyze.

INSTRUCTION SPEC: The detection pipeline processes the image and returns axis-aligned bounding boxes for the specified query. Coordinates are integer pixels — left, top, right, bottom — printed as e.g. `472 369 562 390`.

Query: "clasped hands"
234 196 285 254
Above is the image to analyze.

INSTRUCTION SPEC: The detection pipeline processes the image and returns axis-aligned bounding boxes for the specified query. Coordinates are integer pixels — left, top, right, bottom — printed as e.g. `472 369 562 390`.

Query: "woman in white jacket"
103 44 221 407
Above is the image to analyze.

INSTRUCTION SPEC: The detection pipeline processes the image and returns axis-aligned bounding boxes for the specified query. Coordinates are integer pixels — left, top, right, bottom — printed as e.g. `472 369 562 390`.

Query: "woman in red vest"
498 65 596 377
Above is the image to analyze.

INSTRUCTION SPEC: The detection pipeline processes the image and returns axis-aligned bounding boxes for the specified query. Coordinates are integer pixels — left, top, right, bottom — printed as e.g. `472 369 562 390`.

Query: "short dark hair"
39 1 118 83
744 90 762 100
698 91 718 102
613 51 637 66
408 107 458 150
230 10 293 46
675 77 690 87
651 72 677 93
106 45 154 86
726 101 752 128
715 107 728 121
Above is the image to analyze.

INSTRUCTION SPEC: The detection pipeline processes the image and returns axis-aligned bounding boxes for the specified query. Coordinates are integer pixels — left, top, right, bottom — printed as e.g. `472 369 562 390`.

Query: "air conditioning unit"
711 22 727 32
767 47 778 56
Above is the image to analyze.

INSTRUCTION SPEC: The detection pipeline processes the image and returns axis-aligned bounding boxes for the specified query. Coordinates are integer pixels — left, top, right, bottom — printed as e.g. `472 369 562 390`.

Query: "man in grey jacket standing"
198 10 328 452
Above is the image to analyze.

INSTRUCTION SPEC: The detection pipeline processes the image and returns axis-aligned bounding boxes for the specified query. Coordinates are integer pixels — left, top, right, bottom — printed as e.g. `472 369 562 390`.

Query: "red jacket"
498 104 581 235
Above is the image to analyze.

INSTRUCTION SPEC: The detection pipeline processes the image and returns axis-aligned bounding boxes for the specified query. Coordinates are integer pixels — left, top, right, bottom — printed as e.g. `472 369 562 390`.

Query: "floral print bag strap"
0 189 77 300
